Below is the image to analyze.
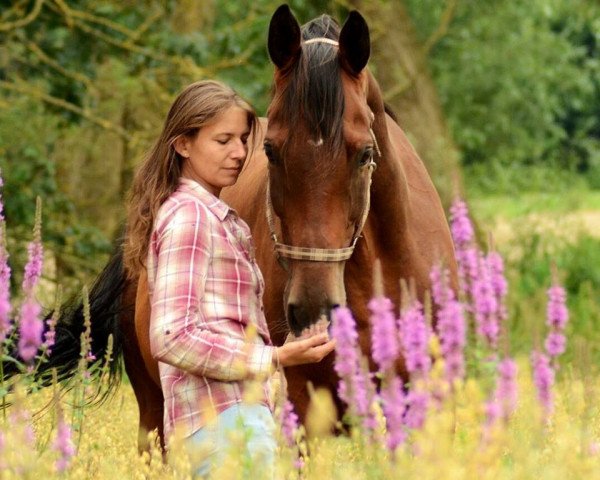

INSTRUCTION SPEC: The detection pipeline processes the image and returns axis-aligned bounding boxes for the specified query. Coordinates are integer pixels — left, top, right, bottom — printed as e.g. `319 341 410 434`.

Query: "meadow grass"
3 354 597 479
468 189 600 225
2 186 600 478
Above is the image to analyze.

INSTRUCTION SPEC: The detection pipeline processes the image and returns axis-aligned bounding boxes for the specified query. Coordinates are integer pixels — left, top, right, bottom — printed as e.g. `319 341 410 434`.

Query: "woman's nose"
231 139 247 159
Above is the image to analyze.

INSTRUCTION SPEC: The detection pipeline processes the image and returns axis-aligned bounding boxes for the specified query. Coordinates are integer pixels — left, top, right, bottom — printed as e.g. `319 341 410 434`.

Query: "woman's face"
178 106 251 197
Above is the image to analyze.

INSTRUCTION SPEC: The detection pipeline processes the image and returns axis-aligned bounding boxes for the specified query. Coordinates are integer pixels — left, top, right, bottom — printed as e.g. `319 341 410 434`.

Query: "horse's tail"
2 246 129 403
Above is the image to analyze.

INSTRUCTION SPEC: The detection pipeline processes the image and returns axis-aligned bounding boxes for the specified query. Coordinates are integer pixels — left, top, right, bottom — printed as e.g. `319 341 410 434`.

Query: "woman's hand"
276 333 336 368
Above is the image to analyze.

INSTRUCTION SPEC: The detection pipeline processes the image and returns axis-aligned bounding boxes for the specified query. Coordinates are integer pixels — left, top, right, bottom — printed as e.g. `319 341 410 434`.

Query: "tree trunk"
349 0 463 206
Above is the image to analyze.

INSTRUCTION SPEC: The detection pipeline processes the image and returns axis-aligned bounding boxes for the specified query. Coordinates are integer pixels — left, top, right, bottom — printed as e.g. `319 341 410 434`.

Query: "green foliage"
505 232 600 368
407 0 600 191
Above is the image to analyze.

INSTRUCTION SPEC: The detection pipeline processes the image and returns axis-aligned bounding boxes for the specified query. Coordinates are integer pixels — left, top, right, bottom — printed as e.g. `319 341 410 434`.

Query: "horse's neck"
366 74 410 232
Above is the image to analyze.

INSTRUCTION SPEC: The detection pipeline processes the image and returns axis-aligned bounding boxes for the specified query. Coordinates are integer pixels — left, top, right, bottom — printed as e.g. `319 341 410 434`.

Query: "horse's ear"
339 10 370 76
268 4 302 70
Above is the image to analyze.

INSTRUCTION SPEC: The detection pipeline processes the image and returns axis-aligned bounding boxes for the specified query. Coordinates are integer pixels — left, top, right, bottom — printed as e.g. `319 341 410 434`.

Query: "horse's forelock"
271 15 346 157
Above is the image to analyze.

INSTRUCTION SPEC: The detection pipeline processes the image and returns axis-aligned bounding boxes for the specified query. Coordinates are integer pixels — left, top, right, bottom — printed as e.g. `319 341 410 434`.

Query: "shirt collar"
178 177 233 222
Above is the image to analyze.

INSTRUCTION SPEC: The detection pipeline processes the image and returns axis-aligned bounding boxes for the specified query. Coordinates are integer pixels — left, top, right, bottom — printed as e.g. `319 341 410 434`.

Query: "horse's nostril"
287 304 301 335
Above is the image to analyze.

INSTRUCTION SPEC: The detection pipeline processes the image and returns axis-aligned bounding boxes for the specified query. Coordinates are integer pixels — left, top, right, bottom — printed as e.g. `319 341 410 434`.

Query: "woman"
124 80 336 477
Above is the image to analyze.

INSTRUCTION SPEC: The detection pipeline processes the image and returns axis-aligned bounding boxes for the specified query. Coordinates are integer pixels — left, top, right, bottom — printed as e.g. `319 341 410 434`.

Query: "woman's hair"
124 80 258 279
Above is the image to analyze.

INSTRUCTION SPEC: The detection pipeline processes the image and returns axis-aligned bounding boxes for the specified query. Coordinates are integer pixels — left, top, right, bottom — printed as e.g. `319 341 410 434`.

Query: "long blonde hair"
124 80 258 279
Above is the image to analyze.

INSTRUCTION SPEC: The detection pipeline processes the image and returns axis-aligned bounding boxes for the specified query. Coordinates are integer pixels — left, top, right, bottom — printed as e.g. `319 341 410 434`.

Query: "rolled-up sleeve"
149 201 274 381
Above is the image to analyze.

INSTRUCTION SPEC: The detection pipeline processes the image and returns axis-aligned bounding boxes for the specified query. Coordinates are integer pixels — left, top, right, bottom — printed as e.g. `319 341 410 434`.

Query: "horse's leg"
121 275 164 453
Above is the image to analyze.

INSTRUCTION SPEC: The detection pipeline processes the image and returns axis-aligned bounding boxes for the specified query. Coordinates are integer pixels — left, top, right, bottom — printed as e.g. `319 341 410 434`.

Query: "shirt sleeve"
149 200 274 381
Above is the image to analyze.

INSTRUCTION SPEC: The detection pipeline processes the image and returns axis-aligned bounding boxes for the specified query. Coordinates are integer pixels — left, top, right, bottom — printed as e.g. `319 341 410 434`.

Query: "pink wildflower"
331 307 378 435
380 376 406 450
450 198 479 297
0 171 11 343
22 241 43 294
545 282 569 364
404 390 429 430
331 307 359 404
430 263 467 383
18 299 43 362
399 299 431 379
0 251 11 343
546 284 568 330
281 400 299 447
544 332 566 357
437 298 466 383
53 417 75 472
472 253 500 349
496 358 518 419
531 351 554 419
450 199 474 246
487 250 508 322
369 296 399 372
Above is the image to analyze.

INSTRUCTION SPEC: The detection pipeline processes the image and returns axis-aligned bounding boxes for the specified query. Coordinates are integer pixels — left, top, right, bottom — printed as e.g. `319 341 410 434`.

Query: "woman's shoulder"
155 191 211 234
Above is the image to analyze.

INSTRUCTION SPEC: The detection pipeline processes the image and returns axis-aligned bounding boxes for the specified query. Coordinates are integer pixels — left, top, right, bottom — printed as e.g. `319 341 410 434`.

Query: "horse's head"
265 5 377 336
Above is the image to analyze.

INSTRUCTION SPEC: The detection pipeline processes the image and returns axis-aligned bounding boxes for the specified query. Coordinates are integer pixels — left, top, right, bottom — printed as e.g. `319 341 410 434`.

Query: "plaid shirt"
147 177 275 441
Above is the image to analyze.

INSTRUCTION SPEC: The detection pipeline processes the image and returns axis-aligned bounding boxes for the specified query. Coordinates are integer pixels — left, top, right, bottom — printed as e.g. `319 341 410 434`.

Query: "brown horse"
126 6 455 448
2 6 455 453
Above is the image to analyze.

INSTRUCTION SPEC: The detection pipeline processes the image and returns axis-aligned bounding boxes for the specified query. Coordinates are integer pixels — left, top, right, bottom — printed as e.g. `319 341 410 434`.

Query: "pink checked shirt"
147 177 275 441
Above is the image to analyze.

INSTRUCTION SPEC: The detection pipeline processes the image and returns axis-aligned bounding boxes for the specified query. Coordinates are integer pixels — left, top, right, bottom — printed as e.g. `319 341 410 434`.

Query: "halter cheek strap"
265 134 379 267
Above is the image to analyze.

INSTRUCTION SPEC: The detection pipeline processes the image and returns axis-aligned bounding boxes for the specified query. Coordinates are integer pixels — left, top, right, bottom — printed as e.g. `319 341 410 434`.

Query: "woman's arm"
149 200 274 381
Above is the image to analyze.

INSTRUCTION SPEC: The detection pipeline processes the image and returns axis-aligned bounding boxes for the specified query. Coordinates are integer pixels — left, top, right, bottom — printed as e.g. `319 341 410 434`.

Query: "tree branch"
0 0 45 32
422 0 459 57
0 80 131 140
49 0 138 39
25 41 99 96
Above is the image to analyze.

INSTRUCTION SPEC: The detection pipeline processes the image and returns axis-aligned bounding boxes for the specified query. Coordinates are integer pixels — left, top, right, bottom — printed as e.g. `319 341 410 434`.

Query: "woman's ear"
173 136 190 158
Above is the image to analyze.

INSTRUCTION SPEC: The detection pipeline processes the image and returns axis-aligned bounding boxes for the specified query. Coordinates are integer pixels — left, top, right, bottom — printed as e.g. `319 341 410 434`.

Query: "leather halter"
265 129 380 267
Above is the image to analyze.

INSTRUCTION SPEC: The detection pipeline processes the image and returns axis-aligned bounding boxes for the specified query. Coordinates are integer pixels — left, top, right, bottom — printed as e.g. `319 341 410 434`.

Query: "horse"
2 5 456 453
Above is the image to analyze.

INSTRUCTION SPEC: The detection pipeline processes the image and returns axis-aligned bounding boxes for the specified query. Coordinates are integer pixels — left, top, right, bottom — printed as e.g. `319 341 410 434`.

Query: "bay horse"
2 5 456 453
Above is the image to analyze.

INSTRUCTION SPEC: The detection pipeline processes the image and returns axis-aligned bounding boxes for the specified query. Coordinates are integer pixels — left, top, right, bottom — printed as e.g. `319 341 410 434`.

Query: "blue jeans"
184 403 276 479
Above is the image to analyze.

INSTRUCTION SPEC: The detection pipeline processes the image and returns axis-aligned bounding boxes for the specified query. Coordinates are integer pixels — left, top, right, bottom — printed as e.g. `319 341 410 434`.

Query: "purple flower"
0 252 11 343
531 351 554 419
331 307 360 405
332 307 384 438
18 299 43 362
404 390 429 430
437 298 466 383
450 199 474 246
545 332 566 357
545 281 569 363
456 246 479 299
0 170 5 221
450 198 480 297
0 172 11 343
331 307 359 378
546 285 568 330
399 300 431 379
281 400 299 447
380 376 406 450
496 358 518 419
472 253 500 349
487 251 508 322
430 264 456 306
484 399 502 429
53 417 75 472
22 240 43 294
369 296 400 372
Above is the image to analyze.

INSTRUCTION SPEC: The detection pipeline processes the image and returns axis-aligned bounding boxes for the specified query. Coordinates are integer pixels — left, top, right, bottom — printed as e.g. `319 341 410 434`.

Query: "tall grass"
0 173 599 478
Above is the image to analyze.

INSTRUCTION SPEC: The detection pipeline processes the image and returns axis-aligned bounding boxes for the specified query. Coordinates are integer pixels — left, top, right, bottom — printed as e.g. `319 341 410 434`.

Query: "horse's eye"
358 147 374 167
264 141 276 164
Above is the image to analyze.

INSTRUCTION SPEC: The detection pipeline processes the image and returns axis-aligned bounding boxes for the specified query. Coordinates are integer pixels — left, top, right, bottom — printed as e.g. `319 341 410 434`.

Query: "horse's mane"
270 15 345 154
